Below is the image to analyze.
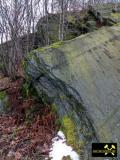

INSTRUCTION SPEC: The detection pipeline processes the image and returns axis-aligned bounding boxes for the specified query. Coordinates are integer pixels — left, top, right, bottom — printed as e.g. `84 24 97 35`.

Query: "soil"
0 73 58 160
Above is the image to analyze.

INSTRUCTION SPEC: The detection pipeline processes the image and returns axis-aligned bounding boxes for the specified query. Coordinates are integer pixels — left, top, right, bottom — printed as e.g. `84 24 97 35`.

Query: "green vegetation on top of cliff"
35 41 64 52
35 11 98 47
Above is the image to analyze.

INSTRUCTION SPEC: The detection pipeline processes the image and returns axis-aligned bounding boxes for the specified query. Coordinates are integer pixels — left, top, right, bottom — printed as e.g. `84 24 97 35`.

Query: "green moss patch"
0 91 7 100
0 91 10 114
62 116 77 150
22 80 38 99
114 22 120 26
111 13 120 19
67 15 76 24
49 41 63 49
37 47 46 52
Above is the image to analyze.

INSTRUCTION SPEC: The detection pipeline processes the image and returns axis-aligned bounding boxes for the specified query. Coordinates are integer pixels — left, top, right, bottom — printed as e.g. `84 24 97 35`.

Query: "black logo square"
92 143 117 157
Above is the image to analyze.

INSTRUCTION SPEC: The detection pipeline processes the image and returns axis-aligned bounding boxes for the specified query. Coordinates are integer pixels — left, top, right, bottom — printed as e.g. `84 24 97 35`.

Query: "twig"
0 87 10 92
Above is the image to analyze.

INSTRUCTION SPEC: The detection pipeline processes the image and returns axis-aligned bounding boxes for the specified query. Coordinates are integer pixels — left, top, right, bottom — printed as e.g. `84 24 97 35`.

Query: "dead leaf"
7 151 15 158
15 151 22 160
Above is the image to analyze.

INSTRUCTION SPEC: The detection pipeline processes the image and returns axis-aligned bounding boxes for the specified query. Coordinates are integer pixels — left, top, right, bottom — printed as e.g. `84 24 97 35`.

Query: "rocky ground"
0 73 58 160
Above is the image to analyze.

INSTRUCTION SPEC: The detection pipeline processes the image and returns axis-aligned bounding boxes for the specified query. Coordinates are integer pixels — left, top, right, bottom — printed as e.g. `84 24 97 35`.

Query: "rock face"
90 3 120 25
25 26 120 159
35 12 98 47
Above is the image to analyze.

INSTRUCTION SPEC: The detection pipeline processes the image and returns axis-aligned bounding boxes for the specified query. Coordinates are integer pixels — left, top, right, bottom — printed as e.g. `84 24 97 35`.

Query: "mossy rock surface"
62 116 77 150
90 3 120 25
24 26 120 160
35 12 97 47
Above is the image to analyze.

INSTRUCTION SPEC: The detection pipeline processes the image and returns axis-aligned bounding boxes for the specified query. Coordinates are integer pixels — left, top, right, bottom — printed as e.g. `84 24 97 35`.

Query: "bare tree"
44 0 50 45
0 0 40 79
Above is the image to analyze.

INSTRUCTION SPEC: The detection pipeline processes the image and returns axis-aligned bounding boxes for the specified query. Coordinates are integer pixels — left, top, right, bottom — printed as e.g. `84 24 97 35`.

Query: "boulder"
24 26 120 159
35 12 97 47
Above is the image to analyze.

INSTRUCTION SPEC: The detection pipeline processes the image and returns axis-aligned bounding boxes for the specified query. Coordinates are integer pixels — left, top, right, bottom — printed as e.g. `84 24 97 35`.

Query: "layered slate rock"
90 3 120 25
25 26 120 160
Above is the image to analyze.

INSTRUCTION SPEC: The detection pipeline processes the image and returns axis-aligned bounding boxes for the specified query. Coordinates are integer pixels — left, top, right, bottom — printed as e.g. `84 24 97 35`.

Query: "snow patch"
49 131 79 160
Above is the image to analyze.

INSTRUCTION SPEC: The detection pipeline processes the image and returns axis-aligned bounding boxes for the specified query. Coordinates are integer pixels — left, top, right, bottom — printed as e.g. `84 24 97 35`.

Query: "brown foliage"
0 75 58 160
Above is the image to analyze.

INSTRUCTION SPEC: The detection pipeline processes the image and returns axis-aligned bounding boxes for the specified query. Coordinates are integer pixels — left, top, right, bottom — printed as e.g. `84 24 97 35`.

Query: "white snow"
49 131 80 160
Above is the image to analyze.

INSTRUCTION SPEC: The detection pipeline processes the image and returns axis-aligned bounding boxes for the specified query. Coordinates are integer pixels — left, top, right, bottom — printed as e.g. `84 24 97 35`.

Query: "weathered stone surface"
90 3 120 25
25 26 120 159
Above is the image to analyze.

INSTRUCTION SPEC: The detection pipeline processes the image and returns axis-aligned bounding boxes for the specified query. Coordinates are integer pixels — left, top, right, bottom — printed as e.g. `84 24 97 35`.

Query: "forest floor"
0 73 58 160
